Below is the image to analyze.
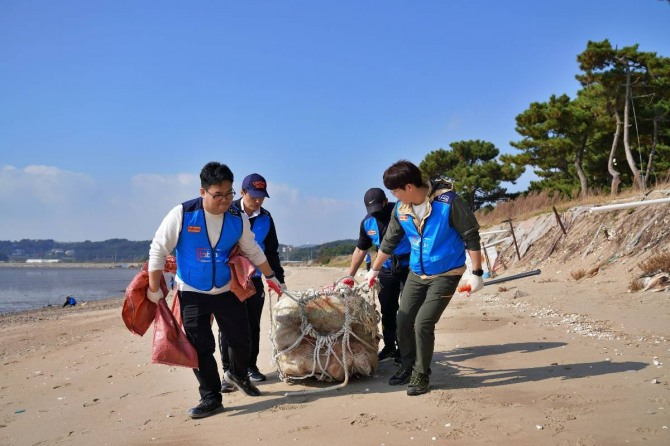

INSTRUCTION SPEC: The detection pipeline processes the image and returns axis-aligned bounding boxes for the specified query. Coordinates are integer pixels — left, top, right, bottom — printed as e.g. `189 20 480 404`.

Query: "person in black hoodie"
346 188 412 363
219 173 285 391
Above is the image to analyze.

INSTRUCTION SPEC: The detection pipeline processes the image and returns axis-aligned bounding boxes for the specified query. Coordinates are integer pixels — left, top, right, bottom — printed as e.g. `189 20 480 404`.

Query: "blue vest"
244 208 272 278
363 215 411 270
175 198 243 291
395 191 466 276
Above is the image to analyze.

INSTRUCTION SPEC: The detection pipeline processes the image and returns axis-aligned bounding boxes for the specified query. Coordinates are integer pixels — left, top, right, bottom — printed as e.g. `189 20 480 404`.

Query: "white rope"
268 277 379 397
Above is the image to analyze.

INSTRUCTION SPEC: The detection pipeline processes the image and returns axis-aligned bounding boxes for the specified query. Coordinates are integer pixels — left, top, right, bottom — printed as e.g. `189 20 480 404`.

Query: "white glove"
280 283 287 291
364 269 379 287
265 275 283 296
146 287 164 304
466 274 484 294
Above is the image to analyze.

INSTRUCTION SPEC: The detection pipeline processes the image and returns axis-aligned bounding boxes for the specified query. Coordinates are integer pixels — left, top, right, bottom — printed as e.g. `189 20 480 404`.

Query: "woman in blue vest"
219 173 285 390
365 160 484 396
146 162 283 419
346 187 411 363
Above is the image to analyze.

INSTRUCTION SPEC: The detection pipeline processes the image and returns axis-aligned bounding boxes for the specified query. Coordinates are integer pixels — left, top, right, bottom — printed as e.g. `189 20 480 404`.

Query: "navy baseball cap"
364 187 386 213
242 173 270 198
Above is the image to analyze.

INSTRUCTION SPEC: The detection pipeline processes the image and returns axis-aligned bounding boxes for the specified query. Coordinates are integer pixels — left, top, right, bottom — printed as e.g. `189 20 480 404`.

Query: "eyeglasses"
205 189 235 201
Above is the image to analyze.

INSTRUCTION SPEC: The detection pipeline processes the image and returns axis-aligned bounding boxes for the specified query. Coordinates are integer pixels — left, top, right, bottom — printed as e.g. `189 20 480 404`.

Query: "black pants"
179 289 250 403
378 266 409 349
219 276 265 372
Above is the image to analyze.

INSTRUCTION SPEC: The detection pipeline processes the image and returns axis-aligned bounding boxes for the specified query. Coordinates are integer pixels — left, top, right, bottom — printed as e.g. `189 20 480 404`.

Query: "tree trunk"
622 62 644 190
609 111 622 196
644 116 659 187
575 133 589 198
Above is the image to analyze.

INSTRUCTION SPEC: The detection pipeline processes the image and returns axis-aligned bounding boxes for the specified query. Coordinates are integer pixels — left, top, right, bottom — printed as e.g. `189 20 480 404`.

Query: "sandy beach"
0 257 668 446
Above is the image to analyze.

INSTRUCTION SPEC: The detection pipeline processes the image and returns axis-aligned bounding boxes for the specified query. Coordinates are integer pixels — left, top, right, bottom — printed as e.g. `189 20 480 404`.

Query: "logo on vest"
435 191 455 203
367 230 377 236
197 248 212 262
187 226 201 233
399 214 409 221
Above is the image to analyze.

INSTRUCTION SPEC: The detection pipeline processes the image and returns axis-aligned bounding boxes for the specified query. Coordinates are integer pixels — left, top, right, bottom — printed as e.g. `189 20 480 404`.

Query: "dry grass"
637 251 670 275
586 265 600 278
571 269 586 281
628 278 645 292
476 183 669 228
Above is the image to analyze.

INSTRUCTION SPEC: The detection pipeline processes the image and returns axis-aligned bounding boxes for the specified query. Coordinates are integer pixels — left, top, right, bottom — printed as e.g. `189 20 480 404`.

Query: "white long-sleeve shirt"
148 203 268 294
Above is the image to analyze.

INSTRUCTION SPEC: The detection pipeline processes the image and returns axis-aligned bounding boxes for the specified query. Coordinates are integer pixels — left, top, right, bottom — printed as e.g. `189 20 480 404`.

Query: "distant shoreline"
0 294 126 326
0 262 142 269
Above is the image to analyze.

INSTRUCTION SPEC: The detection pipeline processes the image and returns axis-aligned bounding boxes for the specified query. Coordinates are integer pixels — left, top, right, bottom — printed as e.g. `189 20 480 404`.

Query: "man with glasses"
146 162 282 419
365 160 484 396
219 173 285 391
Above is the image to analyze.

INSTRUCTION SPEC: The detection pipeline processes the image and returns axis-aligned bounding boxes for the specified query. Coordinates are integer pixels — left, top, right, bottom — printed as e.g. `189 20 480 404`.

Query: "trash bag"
122 263 168 336
151 299 198 369
228 244 256 302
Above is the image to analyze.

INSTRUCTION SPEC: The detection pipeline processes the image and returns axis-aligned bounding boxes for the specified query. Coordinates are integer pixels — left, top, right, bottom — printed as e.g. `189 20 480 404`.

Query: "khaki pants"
396 271 461 374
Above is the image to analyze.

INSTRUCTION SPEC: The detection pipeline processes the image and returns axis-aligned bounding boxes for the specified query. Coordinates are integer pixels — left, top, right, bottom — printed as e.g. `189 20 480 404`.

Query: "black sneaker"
188 399 224 419
220 378 236 393
378 346 398 363
407 370 430 396
224 370 262 396
389 366 413 385
247 366 267 382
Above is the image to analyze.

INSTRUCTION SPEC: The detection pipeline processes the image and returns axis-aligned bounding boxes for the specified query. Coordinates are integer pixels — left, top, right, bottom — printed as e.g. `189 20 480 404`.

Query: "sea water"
0 266 145 314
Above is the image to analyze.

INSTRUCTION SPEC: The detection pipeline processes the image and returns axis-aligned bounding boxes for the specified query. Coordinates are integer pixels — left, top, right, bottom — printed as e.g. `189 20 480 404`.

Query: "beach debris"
651 378 660 384
536 425 543 430
14 409 25 414
641 273 670 292
270 279 379 395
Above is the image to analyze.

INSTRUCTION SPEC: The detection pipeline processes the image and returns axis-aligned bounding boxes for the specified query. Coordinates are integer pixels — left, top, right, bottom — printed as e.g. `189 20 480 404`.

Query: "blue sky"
1 1 669 245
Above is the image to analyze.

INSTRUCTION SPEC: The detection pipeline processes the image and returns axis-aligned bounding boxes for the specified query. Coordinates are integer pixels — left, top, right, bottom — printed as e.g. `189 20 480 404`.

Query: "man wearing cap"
219 173 286 390
346 187 411 363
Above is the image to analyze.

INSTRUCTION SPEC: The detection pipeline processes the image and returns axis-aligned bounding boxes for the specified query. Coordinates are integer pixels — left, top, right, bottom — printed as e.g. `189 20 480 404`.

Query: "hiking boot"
188 399 224 419
247 366 267 382
407 370 430 396
224 370 262 396
378 346 398 363
389 366 413 385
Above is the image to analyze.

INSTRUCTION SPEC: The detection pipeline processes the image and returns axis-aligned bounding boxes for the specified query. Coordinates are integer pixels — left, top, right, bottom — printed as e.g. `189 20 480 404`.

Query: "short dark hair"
200 162 234 188
383 160 425 190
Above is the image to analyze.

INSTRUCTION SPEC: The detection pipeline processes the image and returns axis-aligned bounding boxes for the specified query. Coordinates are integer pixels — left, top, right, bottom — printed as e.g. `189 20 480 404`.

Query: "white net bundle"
269 278 380 394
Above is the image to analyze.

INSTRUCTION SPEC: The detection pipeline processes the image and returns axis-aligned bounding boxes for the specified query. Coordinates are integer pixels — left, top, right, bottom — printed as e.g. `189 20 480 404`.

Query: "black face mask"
371 210 384 218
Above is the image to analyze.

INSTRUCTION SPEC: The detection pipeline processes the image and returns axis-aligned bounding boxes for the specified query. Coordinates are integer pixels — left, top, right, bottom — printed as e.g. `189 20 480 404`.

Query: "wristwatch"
472 269 484 277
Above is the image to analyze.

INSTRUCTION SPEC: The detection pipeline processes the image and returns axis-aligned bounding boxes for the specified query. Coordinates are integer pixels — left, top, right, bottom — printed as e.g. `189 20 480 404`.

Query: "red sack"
151 299 199 369
171 292 183 328
228 245 257 302
121 262 169 336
